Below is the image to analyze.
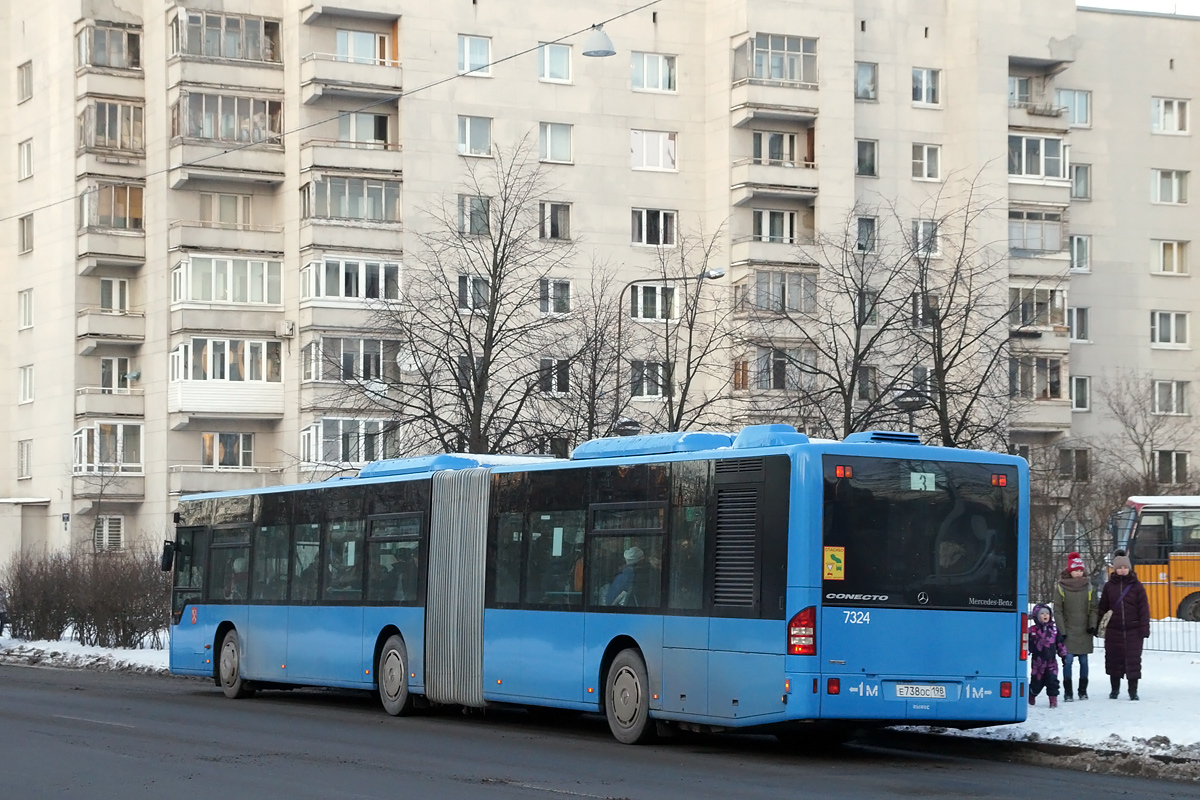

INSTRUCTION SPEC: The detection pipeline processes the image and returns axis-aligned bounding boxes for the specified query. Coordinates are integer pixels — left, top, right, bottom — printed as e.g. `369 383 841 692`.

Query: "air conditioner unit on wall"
275 320 296 338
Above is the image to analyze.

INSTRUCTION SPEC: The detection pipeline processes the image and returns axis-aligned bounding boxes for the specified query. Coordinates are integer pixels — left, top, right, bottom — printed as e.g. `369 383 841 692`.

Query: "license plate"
896 684 947 699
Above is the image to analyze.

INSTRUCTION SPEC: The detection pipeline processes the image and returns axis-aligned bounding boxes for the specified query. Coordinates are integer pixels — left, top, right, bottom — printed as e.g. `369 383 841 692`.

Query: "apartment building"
0 0 1195 560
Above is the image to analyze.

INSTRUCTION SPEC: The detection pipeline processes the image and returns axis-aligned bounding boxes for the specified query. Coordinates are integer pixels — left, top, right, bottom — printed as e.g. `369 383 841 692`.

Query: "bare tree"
1097 369 1199 494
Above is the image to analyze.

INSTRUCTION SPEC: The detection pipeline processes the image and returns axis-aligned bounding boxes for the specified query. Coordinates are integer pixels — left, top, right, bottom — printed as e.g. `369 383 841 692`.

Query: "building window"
1070 235 1090 271
73 422 143 473
1058 449 1090 482
631 361 671 398
17 440 32 479
79 184 143 230
339 112 389 148
302 338 400 383
80 101 145 152
336 30 391 65
199 193 251 228
77 22 141 70
174 93 282 143
538 43 571 82
202 433 254 470
912 220 940 257
1153 169 1189 204
1056 89 1091 127
458 275 490 311
630 129 677 170
912 67 940 105
753 346 815 391
912 365 932 396
303 419 398 464
754 131 800 166
18 365 33 403
539 203 571 241
170 338 283 382
539 122 573 163
303 178 401 222
1008 135 1065 179
632 52 675 92
1152 98 1189 134
1153 380 1189 415
458 196 490 236
1008 76 1030 106
458 35 491 76
17 139 32 180
856 217 877 253
912 143 941 180
101 357 130 394
18 289 33 329
457 115 492 156
734 34 818 86
94 517 125 552
856 139 878 177
539 278 571 313
752 209 799 243
911 292 940 328
857 290 879 326
856 366 878 401
100 278 129 312
539 358 570 394
171 12 280 62
18 214 33 253
855 62 877 100
1156 451 1189 484
1071 376 1090 412
1010 287 1066 327
1067 307 1089 341
300 258 395 302
1151 311 1189 347
736 270 816 313
631 208 676 246
1008 209 1063 252
175 257 283 305
629 286 674 320
1070 164 1091 199
17 61 32 103
1009 356 1063 400
1156 240 1188 275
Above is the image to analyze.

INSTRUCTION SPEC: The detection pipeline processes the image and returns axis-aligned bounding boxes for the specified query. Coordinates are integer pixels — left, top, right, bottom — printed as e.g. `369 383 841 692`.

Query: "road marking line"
53 715 135 729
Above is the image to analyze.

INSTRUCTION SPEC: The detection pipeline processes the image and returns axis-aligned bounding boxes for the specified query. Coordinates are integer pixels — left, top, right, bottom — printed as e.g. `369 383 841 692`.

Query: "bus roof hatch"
571 431 734 460
843 430 922 445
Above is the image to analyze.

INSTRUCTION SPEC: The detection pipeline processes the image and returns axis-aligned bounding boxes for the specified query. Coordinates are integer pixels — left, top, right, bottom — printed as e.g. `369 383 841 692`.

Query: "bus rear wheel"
1179 594 1200 622
605 649 656 745
218 629 255 699
378 635 414 716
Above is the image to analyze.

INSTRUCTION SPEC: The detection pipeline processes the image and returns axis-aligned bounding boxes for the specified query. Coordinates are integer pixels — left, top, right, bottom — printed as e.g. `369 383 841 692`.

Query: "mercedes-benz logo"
917 592 929 605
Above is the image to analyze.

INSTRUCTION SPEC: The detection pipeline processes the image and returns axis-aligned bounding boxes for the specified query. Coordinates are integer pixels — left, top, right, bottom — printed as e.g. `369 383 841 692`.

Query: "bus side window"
1171 511 1200 553
291 523 321 604
669 460 710 610
251 524 290 602
1132 514 1168 563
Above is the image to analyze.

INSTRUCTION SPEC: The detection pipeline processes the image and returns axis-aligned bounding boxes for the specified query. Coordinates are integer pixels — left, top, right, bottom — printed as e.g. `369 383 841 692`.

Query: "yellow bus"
1110 496 1200 621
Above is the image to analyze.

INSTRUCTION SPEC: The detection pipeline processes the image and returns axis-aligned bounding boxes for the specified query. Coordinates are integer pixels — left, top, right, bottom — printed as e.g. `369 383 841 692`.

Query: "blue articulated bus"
164 424 1030 743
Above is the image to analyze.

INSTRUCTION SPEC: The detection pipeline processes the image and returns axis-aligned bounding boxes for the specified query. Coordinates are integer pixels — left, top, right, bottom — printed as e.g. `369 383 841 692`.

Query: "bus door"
170 526 209 671
245 521 290 681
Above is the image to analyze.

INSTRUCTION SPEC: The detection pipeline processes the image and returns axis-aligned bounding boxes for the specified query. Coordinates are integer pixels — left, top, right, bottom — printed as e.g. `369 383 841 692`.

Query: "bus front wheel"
1179 594 1200 622
378 635 414 716
218 629 255 699
605 649 656 745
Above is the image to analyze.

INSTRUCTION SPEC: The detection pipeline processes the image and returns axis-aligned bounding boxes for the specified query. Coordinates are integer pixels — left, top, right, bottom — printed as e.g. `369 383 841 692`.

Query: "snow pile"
0 632 169 674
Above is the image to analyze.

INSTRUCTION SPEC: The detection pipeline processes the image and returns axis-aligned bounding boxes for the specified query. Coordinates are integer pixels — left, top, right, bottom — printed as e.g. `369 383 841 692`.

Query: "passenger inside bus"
605 546 657 607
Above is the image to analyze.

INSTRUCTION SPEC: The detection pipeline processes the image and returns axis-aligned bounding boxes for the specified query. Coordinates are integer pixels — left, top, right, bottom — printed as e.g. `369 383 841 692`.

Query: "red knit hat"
1066 552 1085 572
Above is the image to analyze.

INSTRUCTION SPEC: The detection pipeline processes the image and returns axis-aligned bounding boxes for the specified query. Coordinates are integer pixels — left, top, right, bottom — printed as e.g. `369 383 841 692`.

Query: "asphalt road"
0 665 1187 800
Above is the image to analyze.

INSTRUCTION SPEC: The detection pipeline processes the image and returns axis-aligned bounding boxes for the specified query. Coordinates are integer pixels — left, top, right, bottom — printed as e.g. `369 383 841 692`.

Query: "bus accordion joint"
1019 613 1029 661
788 607 816 655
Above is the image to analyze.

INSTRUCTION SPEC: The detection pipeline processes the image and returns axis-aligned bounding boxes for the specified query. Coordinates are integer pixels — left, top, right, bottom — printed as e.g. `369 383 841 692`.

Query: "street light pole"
612 267 725 434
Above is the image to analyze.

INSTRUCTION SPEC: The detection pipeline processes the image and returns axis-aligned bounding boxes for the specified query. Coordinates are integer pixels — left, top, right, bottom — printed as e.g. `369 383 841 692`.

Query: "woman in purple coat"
1097 551 1151 700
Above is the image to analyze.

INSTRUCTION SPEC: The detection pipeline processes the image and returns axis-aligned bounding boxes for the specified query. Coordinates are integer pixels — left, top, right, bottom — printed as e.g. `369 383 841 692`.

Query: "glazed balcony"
167 380 285 421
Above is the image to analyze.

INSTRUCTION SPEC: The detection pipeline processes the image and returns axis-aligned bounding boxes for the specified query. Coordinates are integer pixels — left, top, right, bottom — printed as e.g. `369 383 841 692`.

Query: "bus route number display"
909 471 937 491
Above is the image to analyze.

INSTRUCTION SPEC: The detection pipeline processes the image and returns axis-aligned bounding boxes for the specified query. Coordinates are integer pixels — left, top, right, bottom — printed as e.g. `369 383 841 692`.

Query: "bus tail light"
1000 682 1012 698
827 678 840 695
788 606 816 656
1019 613 1028 661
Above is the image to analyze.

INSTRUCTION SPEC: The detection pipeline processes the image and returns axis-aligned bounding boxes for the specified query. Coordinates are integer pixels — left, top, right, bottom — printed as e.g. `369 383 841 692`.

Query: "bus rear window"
822 456 1018 611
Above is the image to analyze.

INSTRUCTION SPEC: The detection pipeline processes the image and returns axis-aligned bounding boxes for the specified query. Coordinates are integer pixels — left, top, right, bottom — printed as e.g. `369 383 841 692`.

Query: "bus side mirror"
160 540 176 572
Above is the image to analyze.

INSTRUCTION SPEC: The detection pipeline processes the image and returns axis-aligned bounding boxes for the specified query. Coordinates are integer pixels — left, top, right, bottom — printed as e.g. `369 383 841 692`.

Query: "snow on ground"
1 631 1198 763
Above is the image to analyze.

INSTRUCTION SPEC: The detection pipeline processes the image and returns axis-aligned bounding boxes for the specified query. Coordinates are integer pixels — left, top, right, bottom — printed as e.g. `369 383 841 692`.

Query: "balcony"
167 57 284 93
300 218 403 254
72 474 145 502
300 53 403 105
1008 249 1071 279
168 139 285 188
1009 324 1071 352
301 139 404 175
730 158 819 207
167 381 286 424
75 67 143 101
75 387 145 418
1010 398 1073 434
168 465 285 498
168 220 285 255
170 307 284 336
730 80 819 128
729 235 816 268
1008 102 1069 133
77 309 145 354
77 227 144 269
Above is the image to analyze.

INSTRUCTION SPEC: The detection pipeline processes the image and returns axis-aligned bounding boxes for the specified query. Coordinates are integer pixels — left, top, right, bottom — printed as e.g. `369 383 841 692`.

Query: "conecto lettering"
825 593 889 601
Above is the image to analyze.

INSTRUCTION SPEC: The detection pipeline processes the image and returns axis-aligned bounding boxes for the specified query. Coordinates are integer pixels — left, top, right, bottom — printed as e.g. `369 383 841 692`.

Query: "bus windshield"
822 455 1019 611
